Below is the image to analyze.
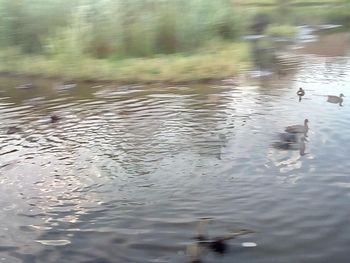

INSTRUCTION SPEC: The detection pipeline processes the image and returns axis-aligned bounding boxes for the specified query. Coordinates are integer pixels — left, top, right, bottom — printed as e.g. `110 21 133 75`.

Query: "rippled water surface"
1 35 350 263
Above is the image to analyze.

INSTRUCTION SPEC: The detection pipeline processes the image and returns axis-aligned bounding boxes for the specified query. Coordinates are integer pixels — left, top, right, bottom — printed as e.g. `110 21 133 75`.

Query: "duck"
297 88 305 96
327 93 344 105
6 126 21 134
285 119 309 134
297 88 305 102
187 220 254 262
195 229 254 254
50 114 61 123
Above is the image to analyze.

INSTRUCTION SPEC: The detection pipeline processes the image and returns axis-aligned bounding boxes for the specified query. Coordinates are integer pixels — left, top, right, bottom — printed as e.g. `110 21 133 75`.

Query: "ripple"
0 53 350 262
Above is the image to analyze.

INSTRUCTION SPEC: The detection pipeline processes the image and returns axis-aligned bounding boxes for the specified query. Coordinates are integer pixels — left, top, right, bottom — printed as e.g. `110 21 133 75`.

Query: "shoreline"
0 71 239 86
0 42 249 86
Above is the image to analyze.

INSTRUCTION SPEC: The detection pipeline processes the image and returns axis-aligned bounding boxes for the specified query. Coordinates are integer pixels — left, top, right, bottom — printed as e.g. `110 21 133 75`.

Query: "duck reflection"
273 133 308 156
273 119 309 156
327 93 344 106
187 219 254 263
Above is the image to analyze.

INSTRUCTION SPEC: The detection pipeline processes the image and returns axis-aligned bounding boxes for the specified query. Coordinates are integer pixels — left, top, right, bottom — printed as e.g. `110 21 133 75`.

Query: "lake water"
0 32 350 263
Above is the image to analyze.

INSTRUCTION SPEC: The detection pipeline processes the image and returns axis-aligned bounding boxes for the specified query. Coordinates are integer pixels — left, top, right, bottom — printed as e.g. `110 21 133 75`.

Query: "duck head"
340 93 345 98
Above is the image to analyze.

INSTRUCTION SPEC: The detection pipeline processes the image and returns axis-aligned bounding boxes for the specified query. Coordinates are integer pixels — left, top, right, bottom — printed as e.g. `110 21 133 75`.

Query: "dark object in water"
6 126 21 134
196 235 228 254
279 132 298 143
249 14 270 35
187 220 255 262
195 228 254 255
50 115 61 123
273 132 308 155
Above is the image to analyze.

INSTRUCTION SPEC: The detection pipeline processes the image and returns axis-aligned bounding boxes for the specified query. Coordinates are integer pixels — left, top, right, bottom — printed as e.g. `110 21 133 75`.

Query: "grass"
0 42 250 83
266 24 297 37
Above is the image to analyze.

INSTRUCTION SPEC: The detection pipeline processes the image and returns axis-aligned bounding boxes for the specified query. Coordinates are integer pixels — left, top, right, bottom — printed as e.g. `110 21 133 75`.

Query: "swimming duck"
195 229 254 254
285 119 309 134
297 88 305 102
187 220 254 262
50 115 61 123
327 93 344 105
6 126 21 134
297 88 305 96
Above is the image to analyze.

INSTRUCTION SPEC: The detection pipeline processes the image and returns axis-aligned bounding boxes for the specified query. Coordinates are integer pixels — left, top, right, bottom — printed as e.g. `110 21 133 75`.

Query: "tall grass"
0 0 242 59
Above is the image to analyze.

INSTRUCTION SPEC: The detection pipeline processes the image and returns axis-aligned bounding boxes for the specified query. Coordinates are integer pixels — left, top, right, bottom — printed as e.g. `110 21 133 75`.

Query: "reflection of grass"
266 24 297 37
0 42 250 83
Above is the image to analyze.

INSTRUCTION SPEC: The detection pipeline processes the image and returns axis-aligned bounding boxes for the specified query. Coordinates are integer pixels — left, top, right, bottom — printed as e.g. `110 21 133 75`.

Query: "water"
0 33 350 263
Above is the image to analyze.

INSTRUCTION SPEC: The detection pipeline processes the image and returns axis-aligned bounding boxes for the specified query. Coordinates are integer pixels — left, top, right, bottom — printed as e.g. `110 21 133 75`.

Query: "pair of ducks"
297 87 345 105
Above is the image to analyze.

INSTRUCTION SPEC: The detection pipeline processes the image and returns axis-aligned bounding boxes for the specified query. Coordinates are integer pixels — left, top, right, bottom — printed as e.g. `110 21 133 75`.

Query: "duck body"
297 88 305 96
285 119 309 134
327 93 344 105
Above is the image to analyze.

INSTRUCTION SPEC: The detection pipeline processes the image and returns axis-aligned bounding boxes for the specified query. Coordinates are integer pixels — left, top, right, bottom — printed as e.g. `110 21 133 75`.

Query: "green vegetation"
266 24 297 37
0 0 249 82
0 42 250 83
0 0 242 57
0 0 349 83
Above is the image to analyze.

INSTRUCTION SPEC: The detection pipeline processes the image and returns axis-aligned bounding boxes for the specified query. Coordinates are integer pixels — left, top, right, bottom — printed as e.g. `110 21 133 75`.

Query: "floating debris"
241 242 257 247
36 239 71 246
